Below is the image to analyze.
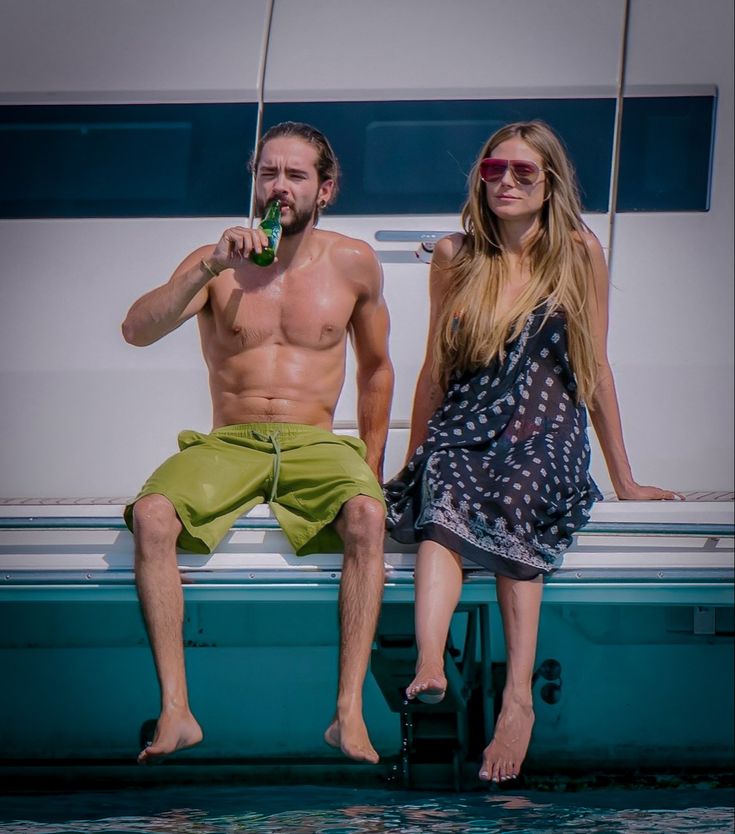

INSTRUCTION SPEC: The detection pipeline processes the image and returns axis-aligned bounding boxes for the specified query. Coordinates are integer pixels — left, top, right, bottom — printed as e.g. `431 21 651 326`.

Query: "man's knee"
339 495 386 546
132 494 181 544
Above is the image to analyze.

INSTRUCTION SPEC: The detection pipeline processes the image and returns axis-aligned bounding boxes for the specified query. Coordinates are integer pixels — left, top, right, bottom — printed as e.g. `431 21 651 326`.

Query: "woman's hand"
615 482 686 501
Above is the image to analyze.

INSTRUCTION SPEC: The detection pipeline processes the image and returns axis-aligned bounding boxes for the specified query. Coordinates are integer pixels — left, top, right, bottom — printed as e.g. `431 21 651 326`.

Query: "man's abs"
212 393 335 429
206 342 347 430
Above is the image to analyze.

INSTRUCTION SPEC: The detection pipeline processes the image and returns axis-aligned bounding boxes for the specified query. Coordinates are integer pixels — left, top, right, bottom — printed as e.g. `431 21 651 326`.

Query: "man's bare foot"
478 695 534 783
324 714 379 764
406 662 447 704
137 707 203 764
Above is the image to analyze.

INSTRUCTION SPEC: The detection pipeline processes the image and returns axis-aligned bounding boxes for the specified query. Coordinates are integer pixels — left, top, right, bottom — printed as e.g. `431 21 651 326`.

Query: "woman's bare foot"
479 694 535 782
406 662 447 704
324 712 379 764
137 706 203 764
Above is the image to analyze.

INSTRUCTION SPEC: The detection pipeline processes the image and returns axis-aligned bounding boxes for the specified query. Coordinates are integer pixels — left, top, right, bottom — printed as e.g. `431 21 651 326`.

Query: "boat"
0 0 732 789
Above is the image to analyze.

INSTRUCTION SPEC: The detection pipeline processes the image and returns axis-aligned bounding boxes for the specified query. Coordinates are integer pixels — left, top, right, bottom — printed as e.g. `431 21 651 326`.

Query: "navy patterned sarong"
384 308 602 579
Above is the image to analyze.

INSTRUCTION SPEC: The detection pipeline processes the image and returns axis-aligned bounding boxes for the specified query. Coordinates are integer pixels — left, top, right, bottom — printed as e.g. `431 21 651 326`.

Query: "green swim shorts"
123 423 386 556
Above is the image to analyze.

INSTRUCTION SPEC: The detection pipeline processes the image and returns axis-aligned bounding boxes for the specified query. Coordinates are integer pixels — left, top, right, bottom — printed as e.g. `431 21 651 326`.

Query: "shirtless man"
121 122 394 766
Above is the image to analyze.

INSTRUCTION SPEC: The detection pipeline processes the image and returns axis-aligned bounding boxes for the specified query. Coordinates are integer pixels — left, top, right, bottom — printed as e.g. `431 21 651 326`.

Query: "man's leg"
324 495 386 763
406 540 463 702
479 573 543 782
132 493 203 762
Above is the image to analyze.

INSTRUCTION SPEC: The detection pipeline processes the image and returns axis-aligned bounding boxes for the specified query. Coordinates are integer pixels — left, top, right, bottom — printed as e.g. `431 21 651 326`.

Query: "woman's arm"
403 234 461 463
584 233 683 500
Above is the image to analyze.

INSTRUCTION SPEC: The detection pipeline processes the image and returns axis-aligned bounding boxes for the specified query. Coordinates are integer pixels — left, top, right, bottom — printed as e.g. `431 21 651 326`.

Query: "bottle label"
268 224 282 254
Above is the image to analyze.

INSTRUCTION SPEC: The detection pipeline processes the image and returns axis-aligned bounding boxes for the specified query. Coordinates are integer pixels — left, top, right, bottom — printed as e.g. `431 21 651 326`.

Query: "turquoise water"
0 785 733 834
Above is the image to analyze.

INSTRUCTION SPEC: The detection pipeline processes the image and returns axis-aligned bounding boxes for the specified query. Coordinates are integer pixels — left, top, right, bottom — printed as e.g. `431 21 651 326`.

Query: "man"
121 122 394 765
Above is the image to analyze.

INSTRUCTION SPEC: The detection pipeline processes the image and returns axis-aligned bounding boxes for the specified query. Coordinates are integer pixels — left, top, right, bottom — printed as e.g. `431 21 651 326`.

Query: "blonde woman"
384 121 682 783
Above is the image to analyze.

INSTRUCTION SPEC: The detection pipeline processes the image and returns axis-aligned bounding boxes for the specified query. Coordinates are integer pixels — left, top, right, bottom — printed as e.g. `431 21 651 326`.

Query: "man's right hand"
209 226 272 272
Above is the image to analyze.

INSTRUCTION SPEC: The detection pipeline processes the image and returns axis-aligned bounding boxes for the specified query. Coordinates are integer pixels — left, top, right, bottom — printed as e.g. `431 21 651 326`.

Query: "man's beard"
281 201 317 237
256 197 316 237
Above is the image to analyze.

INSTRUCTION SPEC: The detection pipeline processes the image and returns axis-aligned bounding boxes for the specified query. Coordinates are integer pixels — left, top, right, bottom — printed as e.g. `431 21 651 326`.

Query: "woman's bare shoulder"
434 232 466 262
430 234 465 300
571 228 605 256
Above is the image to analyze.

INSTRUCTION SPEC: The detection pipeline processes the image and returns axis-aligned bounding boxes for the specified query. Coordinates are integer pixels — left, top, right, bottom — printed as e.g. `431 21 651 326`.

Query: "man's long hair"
250 121 340 218
434 120 599 405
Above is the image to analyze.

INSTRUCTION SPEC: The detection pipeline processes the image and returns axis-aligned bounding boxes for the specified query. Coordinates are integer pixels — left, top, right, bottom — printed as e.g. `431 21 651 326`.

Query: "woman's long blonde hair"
435 121 599 404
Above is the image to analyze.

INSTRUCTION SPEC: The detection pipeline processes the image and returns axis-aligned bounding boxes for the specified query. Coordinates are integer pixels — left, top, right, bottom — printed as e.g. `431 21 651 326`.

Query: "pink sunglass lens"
480 160 507 182
511 162 539 183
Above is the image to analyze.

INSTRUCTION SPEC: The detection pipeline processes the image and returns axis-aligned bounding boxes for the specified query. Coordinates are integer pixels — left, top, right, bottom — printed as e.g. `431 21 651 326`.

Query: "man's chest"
207 277 355 349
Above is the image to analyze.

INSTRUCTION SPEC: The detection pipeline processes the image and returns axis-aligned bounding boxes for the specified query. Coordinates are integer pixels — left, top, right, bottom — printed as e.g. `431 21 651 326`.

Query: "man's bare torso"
199 230 363 429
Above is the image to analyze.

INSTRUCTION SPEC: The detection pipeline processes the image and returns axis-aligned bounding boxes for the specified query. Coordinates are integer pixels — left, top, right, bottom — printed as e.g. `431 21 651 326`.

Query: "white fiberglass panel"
0 0 268 103
605 0 734 492
265 0 623 101
0 218 224 497
606 213 733 493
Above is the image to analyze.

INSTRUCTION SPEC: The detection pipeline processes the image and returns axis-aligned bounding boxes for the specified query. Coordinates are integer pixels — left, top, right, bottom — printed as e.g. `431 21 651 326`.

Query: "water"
0 785 733 834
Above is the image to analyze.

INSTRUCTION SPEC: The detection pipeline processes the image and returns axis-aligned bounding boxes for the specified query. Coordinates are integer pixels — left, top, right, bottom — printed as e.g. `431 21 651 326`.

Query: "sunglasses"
479 157 543 186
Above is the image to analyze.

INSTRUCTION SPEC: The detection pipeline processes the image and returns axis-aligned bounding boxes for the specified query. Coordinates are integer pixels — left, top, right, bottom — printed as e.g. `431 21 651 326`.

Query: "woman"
384 121 682 783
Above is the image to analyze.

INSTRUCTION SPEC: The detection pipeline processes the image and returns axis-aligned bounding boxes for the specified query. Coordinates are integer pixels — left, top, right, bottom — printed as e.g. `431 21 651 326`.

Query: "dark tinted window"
0 104 258 218
264 99 616 214
617 96 715 212
3 97 711 218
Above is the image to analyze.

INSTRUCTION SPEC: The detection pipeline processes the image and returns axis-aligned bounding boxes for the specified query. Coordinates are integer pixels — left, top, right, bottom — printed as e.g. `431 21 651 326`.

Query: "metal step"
370 601 494 790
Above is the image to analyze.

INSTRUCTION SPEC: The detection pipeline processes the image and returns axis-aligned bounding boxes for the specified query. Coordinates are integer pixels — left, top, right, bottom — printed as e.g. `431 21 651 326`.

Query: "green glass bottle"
250 200 282 267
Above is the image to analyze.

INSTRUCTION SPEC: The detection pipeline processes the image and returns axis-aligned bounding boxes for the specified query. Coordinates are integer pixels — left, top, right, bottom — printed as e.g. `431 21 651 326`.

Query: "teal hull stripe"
0 517 733 537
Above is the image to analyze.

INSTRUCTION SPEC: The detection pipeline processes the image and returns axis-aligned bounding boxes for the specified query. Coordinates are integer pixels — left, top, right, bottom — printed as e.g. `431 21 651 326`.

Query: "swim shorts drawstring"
253 430 282 503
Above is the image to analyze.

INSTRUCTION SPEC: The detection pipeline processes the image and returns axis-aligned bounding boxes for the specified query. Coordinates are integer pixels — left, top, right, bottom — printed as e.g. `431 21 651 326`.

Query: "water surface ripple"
0 785 733 834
